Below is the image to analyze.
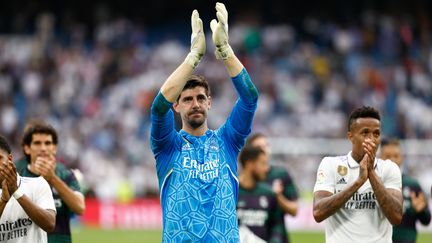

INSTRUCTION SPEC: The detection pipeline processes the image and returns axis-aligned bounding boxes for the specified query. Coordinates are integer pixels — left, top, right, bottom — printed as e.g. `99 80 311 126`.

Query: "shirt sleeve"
219 69 258 170
225 69 258 141
313 157 335 194
35 177 56 212
61 167 81 192
150 92 179 158
382 160 402 191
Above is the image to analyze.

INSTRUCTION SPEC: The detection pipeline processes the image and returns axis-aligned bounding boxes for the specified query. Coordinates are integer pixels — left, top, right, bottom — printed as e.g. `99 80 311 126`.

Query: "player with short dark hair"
380 138 431 243
237 145 286 242
15 120 85 243
0 135 56 243
347 106 381 131
245 132 298 242
150 2 258 242
176 75 210 101
313 106 403 243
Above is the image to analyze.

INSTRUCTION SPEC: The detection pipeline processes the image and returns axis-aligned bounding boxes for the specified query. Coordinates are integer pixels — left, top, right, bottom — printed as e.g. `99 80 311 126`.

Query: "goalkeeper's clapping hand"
185 10 206 68
210 2 234 60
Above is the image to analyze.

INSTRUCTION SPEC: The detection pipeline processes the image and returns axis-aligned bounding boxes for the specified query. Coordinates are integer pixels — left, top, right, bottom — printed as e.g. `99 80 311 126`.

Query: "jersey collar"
179 129 213 144
347 151 377 169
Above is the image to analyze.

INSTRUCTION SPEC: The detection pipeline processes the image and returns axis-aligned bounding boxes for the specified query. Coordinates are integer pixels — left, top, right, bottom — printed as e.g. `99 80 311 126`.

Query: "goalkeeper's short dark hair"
177 75 210 101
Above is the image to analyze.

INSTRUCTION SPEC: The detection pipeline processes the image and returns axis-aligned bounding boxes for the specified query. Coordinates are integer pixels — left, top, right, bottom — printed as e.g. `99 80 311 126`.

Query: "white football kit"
313 151 401 243
0 176 56 243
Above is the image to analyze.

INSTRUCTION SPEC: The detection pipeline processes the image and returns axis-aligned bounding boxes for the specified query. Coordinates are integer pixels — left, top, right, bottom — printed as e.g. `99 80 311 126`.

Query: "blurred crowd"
0 8 432 200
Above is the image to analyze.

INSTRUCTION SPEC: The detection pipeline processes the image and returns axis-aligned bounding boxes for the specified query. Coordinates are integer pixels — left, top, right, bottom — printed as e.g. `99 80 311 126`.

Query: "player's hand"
0 155 18 194
210 2 234 60
358 153 369 183
411 191 427 213
272 179 284 195
34 154 56 182
362 138 376 172
1 180 10 203
185 10 205 68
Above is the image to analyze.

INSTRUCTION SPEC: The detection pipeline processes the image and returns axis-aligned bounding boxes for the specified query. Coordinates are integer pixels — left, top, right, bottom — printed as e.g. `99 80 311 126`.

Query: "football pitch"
72 227 432 243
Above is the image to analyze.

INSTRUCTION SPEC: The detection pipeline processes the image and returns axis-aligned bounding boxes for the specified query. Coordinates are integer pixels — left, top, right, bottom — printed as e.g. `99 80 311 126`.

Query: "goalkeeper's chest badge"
337 165 348 176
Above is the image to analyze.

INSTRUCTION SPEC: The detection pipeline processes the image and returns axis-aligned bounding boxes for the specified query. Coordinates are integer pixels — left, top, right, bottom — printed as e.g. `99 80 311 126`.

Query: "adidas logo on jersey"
337 177 347 184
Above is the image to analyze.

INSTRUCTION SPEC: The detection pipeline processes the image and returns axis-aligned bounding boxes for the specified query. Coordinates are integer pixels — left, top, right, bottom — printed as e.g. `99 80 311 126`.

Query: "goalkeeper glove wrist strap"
185 51 203 69
215 44 233 60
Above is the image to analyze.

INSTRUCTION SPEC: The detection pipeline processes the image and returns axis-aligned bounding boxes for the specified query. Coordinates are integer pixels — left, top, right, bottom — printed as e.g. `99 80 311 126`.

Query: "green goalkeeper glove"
185 10 206 68
210 2 234 60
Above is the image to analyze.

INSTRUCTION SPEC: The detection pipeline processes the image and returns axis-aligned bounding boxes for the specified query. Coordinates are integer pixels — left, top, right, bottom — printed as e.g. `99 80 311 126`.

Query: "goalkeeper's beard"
185 111 207 129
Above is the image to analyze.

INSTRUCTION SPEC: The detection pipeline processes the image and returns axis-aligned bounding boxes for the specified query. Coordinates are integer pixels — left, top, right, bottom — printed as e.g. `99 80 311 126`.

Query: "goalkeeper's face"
175 87 211 129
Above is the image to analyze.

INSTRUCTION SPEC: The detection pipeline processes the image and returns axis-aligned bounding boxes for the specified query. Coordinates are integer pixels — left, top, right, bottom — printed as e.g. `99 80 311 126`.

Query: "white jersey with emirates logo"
313 151 401 243
0 176 56 243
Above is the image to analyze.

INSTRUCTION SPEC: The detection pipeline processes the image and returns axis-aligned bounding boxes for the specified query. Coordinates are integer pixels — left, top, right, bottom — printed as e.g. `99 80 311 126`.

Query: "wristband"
12 188 24 200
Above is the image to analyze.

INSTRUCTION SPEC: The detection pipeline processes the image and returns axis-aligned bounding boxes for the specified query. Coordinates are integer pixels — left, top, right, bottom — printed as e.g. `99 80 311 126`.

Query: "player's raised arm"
159 10 206 103
210 2 243 77
210 2 258 103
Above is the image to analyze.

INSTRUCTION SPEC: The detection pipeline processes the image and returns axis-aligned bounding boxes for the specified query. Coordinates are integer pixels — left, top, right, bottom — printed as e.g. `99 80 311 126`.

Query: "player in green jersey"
237 145 286 242
246 133 298 242
380 138 431 243
15 120 85 243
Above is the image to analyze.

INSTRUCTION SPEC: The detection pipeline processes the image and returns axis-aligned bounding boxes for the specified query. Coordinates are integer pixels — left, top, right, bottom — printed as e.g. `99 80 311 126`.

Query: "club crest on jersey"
238 200 246 207
259 196 268 208
337 165 348 176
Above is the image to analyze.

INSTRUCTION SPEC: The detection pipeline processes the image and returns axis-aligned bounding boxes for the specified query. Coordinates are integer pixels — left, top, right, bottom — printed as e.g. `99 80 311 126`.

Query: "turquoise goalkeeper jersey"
151 68 258 242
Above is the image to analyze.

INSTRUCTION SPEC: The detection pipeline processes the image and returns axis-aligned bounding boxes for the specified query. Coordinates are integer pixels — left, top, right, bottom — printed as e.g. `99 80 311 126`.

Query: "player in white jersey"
0 135 56 243
313 106 403 243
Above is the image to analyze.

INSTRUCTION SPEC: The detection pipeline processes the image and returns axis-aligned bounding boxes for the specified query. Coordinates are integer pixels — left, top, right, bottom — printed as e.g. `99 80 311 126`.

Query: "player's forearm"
17 196 56 232
368 171 403 225
313 180 363 222
275 194 298 216
230 68 258 106
48 175 85 215
223 54 244 77
160 61 195 103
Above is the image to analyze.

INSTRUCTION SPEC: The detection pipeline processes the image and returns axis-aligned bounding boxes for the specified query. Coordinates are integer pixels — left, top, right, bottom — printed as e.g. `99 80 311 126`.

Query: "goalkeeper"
150 2 258 242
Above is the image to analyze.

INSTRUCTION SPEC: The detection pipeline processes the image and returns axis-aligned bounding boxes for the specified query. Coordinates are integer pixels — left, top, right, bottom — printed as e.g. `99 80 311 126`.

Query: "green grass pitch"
72 227 432 243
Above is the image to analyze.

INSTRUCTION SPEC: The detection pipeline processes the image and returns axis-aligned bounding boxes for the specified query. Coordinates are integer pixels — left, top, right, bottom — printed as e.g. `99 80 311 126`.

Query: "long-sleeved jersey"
151 68 258 242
